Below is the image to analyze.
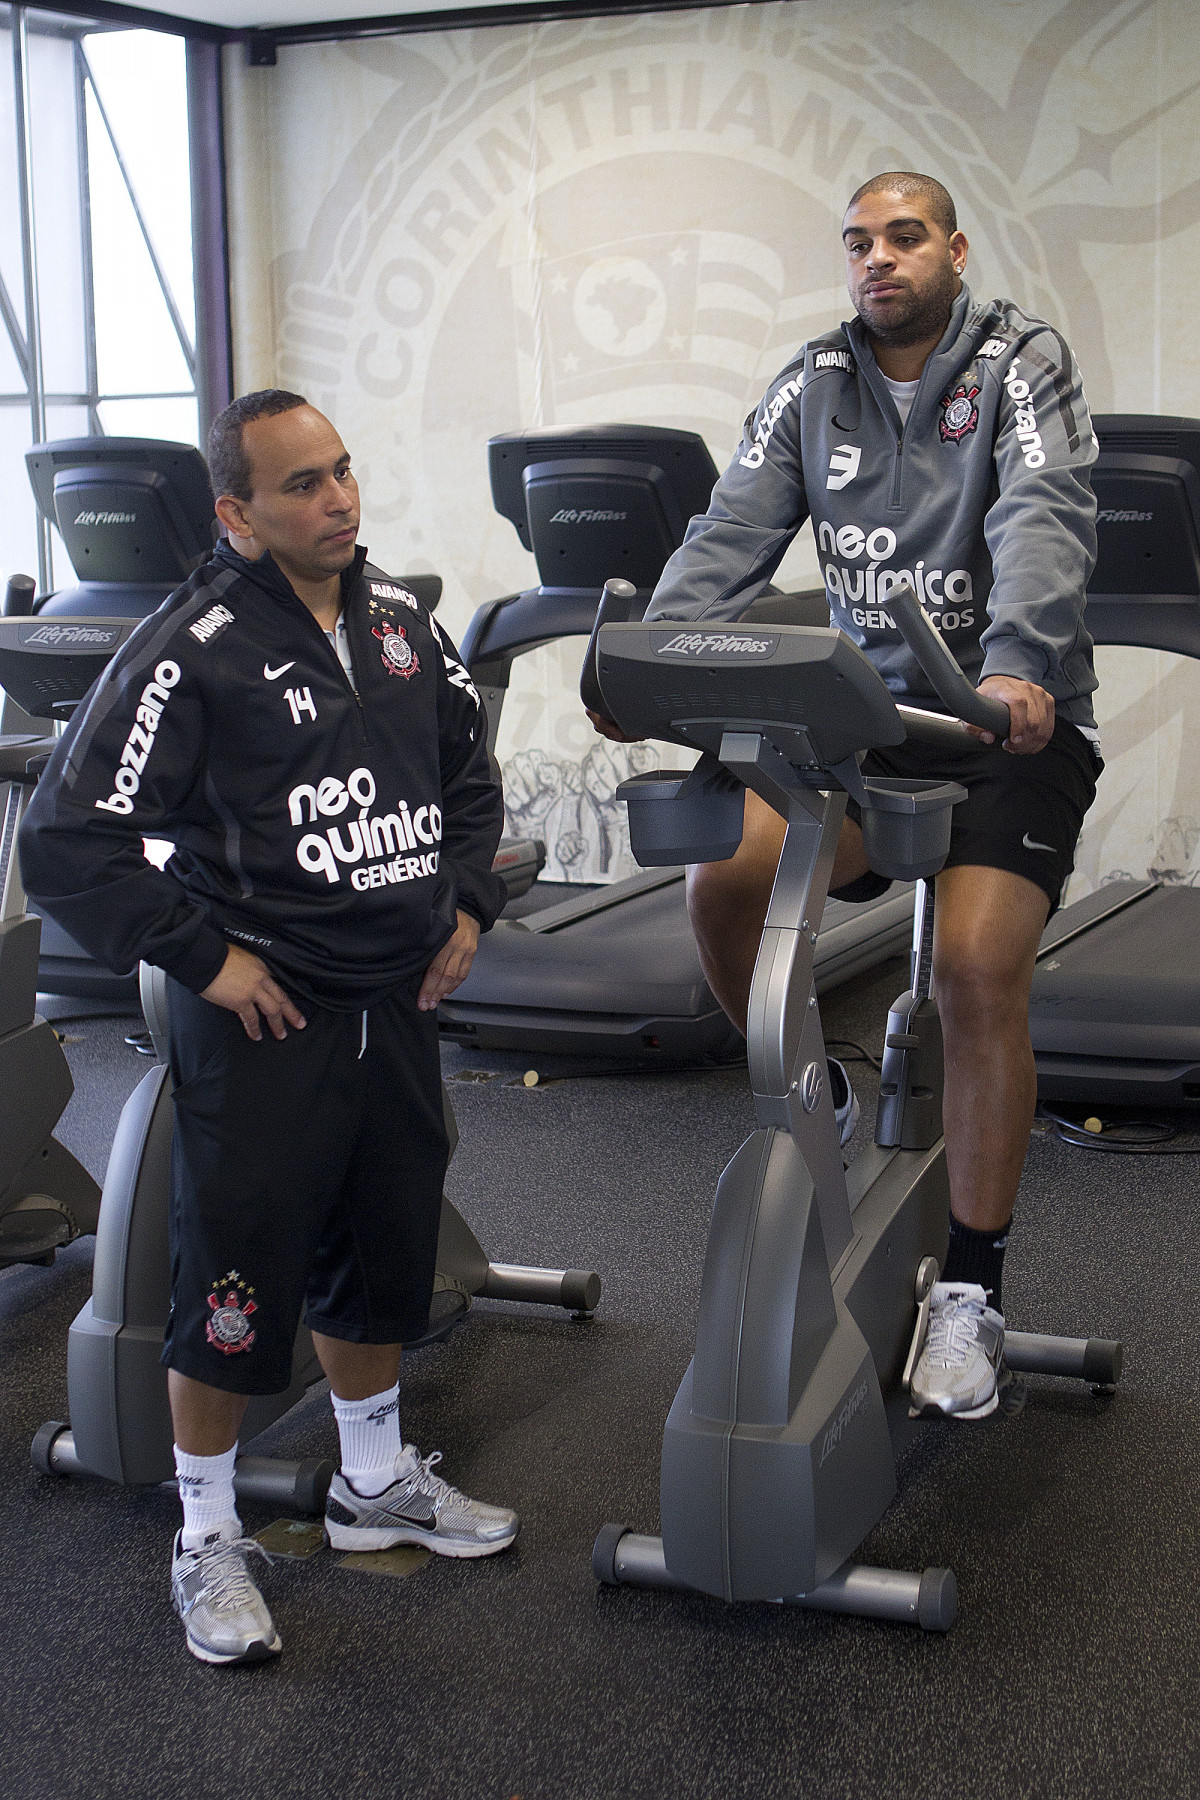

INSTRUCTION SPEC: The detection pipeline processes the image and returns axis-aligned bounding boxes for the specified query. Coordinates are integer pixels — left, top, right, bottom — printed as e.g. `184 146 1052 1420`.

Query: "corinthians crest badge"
372 620 420 679
939 383 981 444
206 1273 258 1355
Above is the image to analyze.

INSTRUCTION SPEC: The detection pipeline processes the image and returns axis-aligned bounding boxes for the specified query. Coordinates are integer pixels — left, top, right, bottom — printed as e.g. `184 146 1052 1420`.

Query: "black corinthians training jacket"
20 544 506 1011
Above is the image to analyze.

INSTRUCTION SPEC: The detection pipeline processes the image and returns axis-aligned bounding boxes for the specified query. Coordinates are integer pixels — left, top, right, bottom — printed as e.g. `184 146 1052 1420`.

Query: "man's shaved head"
846 172 957 238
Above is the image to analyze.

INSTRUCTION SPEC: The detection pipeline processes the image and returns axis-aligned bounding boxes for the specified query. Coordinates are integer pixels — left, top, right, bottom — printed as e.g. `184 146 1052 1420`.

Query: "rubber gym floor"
1 955 1196 1800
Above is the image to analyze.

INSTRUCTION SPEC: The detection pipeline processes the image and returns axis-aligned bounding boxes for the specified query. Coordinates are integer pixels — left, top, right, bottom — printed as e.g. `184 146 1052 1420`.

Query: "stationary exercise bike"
0 725 102 1269
582 580 1122 1630
0 617 601 1511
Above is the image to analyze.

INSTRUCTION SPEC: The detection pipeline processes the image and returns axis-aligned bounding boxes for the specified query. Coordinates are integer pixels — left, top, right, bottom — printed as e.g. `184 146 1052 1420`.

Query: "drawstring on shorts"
358 1009 368 1060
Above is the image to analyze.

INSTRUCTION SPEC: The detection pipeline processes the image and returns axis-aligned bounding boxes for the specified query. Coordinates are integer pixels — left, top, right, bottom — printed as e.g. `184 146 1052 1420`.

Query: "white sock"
174 1444 241 1549
332 1383 402 1497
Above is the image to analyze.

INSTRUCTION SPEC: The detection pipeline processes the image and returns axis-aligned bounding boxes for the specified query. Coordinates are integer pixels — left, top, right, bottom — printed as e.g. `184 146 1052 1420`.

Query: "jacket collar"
213 540 369 612
843 282 975 368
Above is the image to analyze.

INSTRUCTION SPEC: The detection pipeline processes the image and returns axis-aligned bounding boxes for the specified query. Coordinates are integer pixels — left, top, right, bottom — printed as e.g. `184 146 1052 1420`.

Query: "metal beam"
252 0 779 50
12 7 51 591
186 39 232 436
7 0 779 54
73 40 102 436
0 267 30 384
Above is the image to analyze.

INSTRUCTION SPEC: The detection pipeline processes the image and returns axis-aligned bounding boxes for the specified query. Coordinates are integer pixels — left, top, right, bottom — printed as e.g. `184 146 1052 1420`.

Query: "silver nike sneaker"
171 1531 281 1665
827 1056 860 1149
910 1281 1006 1419
325 1446 519 1557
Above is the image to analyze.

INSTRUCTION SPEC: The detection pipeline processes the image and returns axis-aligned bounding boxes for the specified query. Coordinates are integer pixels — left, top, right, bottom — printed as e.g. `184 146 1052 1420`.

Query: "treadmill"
1031 415 1200 1108
437 424 916 1061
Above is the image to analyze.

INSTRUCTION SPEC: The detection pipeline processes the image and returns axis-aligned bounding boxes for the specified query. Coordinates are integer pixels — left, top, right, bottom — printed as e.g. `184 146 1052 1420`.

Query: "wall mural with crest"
225 0 1200 891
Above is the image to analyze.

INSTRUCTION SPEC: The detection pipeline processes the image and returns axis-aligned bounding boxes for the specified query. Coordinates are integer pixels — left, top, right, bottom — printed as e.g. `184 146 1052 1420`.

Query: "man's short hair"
845 172 958 237
207 389 309 501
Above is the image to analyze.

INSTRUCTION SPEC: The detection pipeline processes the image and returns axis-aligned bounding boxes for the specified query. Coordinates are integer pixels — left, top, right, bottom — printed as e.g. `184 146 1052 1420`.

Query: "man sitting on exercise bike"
21 391 519 1667
588 171 1102 1422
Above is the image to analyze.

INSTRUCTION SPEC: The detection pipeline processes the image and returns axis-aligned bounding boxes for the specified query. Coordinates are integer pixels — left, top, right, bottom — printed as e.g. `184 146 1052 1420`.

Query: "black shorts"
839 717 1102 912
161 979 449 1396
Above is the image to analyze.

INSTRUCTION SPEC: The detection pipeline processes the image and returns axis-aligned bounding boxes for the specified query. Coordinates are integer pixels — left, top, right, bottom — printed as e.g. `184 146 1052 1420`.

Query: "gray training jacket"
648 284 1099 729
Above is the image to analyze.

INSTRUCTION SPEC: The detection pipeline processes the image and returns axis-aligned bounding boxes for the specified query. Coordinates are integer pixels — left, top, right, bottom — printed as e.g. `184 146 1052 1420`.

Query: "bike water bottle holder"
618 757 744 866
859 777 967 881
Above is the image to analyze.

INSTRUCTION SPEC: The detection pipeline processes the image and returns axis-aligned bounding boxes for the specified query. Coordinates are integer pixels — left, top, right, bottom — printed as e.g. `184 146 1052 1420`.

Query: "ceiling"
31 0 730 42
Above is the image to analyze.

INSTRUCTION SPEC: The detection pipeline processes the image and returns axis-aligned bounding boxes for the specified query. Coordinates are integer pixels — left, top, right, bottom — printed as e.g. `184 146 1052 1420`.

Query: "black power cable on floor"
445 1052 749 1089
825 1038 884 1072
448 1040 890 1091
1038 1106 1200 1154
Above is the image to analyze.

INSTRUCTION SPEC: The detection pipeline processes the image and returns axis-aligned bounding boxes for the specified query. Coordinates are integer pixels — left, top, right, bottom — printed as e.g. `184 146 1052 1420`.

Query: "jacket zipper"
289 591 370 743
889 434 904 508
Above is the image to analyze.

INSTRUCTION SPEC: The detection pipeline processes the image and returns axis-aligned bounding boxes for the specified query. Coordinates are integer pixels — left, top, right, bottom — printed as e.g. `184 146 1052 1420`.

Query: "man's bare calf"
686 787 1049 1236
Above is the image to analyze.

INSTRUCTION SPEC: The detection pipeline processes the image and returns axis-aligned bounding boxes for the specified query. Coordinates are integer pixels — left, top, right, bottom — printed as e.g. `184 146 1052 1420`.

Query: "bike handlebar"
885 583 1010 738
580 578 642 716
580 576 1011 743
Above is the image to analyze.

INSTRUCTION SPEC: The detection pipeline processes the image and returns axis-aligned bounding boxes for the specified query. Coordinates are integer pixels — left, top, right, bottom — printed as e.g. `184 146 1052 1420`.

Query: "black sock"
941 1215 1011 1312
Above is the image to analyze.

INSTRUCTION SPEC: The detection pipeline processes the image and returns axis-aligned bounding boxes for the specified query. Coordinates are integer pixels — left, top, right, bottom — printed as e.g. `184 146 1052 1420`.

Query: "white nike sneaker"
171 1531 280 1665
325 1445 519 1557
827 1056 860 1149
910 1281 1006 1419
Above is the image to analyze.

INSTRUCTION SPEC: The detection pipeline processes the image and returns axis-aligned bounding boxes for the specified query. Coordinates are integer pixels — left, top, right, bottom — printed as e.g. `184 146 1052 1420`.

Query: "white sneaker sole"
184 1628 282 1666
911 1386 1000 1421
325 1519 518 1557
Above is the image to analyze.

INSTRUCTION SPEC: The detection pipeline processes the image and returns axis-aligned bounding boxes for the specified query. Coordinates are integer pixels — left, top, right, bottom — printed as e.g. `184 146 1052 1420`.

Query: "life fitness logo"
95 660 180 815
653 630 778 657
288 766 442 891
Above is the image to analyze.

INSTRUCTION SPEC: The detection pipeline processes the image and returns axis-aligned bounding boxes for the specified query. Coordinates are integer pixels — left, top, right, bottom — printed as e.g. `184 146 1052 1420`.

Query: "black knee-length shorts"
839 716 1102 912
161 978 449 1396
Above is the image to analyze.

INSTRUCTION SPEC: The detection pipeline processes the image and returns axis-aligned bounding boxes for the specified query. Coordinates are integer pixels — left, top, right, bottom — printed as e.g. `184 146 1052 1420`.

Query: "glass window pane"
0 307 24 390
44 400 88 439
0 403 41 589
98 395 197 444
27 30 86 395
83 30 193 341
86 78 191 398
0 23 27 359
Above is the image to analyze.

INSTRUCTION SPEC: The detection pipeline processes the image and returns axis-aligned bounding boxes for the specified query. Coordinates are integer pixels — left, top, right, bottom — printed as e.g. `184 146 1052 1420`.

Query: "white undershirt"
325 612 355 684
882 372 920 426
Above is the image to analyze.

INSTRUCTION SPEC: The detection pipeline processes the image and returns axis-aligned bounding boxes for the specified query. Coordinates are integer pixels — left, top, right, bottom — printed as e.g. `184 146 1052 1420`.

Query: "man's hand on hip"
201 944 307 1041
418 910 480 1012
968 675 1055 754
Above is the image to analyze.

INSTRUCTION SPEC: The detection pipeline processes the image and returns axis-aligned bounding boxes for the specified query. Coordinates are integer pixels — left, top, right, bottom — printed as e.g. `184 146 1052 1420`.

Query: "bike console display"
596 618 906 767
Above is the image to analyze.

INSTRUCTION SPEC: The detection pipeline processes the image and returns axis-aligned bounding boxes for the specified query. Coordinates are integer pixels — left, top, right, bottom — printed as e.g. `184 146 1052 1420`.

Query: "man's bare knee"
687 789 784 936
936 953 1031 1028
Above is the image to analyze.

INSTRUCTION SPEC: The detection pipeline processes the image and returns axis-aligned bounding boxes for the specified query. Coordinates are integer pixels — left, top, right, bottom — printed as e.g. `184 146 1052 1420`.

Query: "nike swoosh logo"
371 1502 437 1526
264 661 295 681
1022 833 1056 853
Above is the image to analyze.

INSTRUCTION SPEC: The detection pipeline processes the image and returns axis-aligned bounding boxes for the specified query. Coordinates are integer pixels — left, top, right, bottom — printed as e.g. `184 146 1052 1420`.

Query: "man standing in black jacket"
21 391 518 1667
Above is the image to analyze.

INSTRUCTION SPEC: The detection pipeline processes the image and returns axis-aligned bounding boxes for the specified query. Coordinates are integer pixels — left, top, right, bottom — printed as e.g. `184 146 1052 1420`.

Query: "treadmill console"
1089 416 1200 652
488 424 719 593
25 437 216 619
0 616 139 720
